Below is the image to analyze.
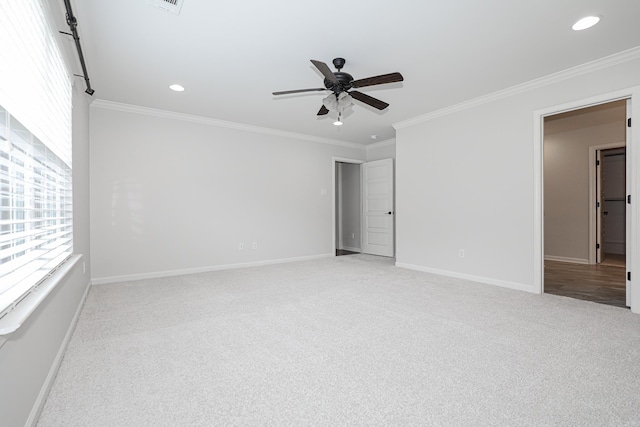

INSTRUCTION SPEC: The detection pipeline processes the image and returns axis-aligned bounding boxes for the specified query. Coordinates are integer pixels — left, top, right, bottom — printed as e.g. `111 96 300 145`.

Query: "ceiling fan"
272 58 404 119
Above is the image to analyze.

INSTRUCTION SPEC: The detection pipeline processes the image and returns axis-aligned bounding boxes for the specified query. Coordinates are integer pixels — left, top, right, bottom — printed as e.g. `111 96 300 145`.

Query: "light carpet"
38 254 640 426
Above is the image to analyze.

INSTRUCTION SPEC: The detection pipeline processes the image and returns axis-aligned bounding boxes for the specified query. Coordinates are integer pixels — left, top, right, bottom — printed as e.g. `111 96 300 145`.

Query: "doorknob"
387 211 393 215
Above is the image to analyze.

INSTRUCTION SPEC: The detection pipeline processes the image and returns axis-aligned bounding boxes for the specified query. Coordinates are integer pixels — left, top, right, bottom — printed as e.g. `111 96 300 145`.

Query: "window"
0 0 73 316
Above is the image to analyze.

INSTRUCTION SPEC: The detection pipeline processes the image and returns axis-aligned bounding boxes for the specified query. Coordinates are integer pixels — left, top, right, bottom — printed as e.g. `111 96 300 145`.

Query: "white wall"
367 140 396 161
395 55 640 291
337 162 361 251
90 105 366 282
0 83 92 427
544 109 626 262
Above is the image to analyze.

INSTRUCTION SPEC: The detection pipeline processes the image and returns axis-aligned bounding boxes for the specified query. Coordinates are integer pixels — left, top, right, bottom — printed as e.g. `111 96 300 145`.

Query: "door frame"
588 142 626 265
534 86 640 314
332 157 364 256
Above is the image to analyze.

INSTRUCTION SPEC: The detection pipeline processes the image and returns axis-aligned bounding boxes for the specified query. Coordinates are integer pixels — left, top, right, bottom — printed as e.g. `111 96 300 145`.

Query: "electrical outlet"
459 249 465 258
239 243 244 251
351 233 355 239
252 242 257 250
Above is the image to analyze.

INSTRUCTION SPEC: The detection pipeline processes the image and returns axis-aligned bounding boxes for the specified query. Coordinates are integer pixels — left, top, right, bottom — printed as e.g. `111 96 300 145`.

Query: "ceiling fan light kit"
273 58 403 125
322 91 353 113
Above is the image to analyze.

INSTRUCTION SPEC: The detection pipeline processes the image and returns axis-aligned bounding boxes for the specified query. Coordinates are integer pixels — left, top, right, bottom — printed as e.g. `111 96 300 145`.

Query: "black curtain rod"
62 0 94 95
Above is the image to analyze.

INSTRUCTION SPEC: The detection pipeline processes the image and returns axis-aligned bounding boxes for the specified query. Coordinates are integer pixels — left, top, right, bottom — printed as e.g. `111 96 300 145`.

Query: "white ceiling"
70 0 640 145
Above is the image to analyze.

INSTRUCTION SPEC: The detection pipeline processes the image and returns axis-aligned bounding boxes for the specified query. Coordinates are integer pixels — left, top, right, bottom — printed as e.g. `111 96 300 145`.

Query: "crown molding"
394 46 640 130
366 138 396 150
91 99 366 150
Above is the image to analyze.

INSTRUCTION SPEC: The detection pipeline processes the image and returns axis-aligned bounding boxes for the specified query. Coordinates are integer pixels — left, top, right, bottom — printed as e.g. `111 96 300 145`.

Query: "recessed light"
572 16 600 31
169 84 185 92
370 135 378 140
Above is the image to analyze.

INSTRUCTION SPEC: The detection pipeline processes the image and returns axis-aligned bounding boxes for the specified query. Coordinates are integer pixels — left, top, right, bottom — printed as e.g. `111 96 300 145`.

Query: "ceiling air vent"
147 0 184 15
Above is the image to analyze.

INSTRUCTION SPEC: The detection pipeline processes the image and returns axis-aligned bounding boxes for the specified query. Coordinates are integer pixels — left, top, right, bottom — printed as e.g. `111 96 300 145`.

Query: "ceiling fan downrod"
332 57 346 71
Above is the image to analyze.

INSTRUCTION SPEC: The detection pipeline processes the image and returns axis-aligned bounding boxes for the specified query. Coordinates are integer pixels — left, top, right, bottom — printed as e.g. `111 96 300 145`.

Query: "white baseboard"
395 262 535 294
342 246 361 253
27 279 91 427
92 253 334 285
544 255 590 264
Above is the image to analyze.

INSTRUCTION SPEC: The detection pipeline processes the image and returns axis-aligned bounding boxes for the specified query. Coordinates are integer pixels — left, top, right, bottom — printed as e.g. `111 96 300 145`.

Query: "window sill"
0 255 82 347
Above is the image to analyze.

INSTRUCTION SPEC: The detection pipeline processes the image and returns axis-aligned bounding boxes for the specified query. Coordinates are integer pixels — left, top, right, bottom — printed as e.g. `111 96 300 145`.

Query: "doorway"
542 100 628 307
335 161 362 256
332 157 396 257
594 146 627 266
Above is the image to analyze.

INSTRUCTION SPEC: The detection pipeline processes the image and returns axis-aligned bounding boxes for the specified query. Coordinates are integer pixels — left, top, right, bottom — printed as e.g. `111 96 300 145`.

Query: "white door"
361 158 394 257
626 98 632 306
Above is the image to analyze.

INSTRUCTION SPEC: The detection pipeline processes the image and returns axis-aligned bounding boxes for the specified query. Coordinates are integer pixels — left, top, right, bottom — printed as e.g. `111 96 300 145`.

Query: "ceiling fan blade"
317 105 329 116
272 88 326 95
311 59 339 84
352 72 404 88
350 91 389 110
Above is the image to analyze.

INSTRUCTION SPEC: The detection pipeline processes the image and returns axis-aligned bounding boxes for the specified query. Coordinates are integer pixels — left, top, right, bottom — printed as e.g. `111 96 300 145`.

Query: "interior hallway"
544 254 626 308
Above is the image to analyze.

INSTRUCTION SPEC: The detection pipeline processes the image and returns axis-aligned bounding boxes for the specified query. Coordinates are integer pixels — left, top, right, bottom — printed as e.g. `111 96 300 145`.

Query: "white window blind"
0 0 73 316
0 0 72 166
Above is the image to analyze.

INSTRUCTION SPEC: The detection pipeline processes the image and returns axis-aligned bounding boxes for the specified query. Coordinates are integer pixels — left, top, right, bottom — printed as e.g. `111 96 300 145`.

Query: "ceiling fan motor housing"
323 57 353 93
324 72 354 93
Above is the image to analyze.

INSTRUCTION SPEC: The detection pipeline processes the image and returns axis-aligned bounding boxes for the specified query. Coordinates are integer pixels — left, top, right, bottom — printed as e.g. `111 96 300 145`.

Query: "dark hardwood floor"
336 249 360 256
544 258 627 308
